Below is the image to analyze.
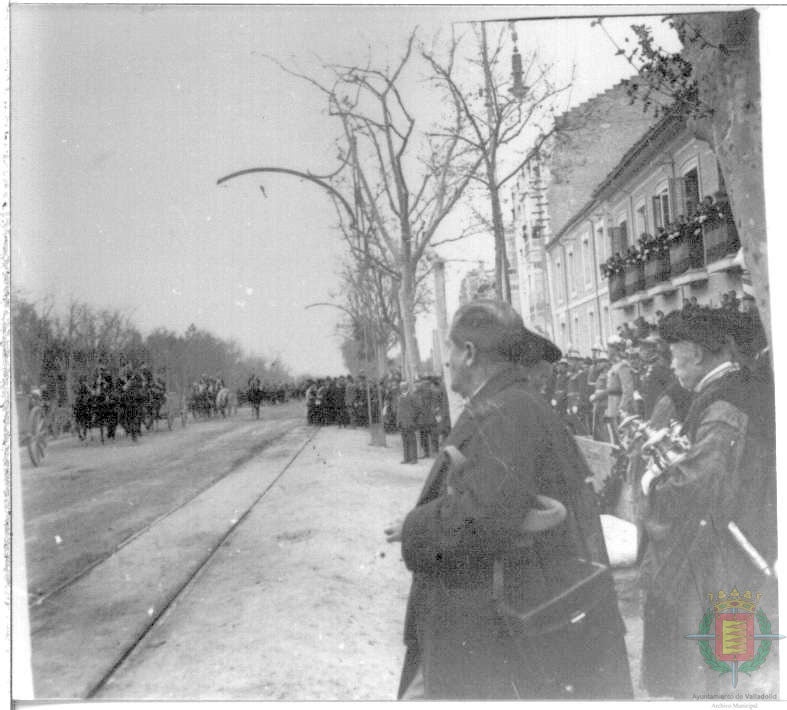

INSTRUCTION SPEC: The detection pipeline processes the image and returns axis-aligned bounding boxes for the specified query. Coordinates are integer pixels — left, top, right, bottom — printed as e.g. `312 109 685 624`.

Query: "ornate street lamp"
509 23 528 100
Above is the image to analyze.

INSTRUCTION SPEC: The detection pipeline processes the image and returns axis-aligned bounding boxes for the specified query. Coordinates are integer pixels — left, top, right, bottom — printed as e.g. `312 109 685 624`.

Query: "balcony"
605 218 741 307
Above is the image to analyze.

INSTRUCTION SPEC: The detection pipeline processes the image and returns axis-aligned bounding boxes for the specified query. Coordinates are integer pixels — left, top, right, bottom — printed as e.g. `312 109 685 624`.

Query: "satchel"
493 555 611 637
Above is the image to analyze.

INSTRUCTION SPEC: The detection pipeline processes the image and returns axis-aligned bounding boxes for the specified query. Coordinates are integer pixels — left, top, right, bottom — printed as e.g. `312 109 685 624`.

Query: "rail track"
28 424 294 607
26 421 319 699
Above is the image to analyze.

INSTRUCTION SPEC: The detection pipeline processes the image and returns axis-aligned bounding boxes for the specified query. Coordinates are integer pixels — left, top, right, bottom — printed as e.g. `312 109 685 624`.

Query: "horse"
142 384 167 431
247 382 263 419
188 382 214 420
215 387 236 418
118 376 145 441
73 387 119 444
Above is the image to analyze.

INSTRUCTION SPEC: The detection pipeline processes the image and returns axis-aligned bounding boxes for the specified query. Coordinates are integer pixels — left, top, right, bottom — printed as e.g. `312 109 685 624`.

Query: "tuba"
617 414 691 495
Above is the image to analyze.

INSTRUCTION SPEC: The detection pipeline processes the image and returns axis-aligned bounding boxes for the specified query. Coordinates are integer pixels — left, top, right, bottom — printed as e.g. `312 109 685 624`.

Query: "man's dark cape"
397 366 633 699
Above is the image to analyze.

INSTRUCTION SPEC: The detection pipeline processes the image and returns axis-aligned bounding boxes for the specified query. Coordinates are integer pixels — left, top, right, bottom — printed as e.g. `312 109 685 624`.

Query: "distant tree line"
11 293 293 406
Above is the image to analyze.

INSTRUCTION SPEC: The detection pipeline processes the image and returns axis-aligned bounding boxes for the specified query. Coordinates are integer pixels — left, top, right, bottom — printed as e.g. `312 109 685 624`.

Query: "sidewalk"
95 425 644 700
97 426 431 700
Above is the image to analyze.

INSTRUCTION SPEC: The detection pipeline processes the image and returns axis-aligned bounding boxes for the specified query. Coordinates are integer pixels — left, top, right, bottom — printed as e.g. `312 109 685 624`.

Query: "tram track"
27 423 320 698
29 422 296 608
84 426 318 698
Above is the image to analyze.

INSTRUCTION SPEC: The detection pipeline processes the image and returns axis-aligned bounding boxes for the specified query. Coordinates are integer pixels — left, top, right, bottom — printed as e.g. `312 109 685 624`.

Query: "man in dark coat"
396 383 418 464
414 378 437 457
639 307 777 698
385 300 632 700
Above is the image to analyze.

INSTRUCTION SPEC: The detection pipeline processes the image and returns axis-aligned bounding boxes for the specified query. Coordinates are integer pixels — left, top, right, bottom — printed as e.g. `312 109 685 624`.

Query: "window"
552 257 564 304
582 236 593 285
635 202 648 237
588 311 596 346
596 226 607 263
683 168 700 217
652 189 670 229
610 220 628 255
568 250 576 295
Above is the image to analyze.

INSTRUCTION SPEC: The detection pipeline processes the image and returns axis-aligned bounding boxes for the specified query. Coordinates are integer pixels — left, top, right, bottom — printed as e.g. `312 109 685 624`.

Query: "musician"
638 306 777 698
386 300 631 699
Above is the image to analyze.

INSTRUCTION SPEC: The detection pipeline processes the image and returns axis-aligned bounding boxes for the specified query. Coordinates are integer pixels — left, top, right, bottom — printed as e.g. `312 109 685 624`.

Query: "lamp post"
304 302 386 447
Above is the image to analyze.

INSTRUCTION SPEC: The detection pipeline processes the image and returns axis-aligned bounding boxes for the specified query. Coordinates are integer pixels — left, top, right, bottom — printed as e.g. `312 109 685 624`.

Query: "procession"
7 5 782 704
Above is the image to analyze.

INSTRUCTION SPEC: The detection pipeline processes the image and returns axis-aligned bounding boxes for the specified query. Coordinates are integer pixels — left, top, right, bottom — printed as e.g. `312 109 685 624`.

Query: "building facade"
507 81 659 341
545 110 748 355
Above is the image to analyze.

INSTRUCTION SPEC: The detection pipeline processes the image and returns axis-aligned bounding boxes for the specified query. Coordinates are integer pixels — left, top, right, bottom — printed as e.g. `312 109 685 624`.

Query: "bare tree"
217 31 483 383
424 23 572 302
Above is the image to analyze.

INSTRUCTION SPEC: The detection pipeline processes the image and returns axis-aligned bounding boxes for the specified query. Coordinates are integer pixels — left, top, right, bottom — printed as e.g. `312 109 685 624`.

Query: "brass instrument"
617 414 691 495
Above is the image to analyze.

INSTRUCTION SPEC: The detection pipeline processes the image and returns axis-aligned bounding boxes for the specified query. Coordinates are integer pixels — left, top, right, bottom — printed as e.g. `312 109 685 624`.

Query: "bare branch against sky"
10 5 786 376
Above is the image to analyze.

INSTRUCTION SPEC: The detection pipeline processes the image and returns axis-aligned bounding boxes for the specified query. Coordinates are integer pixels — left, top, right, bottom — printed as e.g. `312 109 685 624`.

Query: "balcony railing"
605 219 741 302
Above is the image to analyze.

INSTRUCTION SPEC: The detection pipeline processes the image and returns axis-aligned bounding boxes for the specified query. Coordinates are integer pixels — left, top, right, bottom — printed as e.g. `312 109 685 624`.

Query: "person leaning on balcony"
638 306 777 698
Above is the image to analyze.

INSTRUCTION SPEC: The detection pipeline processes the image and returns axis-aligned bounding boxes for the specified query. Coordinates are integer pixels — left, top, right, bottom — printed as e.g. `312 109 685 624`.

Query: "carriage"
16 391 72 466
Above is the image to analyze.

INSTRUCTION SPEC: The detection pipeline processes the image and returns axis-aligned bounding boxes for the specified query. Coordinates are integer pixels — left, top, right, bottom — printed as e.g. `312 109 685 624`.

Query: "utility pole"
480 21 512 304
431 255 464 425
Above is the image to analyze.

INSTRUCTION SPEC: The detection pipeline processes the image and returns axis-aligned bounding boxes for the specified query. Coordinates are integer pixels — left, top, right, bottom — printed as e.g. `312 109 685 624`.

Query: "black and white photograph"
6 3 785 703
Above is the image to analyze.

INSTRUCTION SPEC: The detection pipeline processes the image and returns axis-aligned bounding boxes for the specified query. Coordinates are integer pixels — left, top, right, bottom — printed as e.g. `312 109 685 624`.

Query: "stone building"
507 80 659 341
546 109 748 354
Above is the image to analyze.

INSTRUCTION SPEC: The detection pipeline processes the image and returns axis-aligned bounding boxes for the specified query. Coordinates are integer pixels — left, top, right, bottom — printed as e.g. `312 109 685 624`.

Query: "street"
15 404 649 700
17 404 429 699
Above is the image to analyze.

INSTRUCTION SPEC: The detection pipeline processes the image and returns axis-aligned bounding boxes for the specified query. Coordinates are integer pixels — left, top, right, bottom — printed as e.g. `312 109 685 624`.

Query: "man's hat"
566 347 581 359
658 306 732 352
517 326 562 365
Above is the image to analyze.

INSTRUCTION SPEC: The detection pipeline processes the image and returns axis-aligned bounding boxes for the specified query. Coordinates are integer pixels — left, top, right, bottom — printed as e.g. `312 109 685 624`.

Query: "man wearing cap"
587 346 610 441
638 306 777 698
637 333 686 422
602 337 634 442
566 348 591 435
385 299 631 700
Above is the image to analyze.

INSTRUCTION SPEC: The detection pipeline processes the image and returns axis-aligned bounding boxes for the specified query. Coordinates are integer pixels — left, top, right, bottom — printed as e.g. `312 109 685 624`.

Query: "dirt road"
20 403 301 600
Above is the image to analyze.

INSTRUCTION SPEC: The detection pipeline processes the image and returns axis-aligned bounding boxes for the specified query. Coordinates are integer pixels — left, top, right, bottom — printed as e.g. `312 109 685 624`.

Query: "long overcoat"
639 367 777 697
397 366 632 699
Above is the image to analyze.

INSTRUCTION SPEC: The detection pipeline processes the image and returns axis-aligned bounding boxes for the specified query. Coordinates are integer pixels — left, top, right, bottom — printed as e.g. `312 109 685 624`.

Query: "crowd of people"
374 297 775 700
303 374 452 463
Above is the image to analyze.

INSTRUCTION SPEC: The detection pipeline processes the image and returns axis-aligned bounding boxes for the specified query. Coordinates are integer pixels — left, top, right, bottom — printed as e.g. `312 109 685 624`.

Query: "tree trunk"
683 10 770 347
487 164 512 303
398 266 421 385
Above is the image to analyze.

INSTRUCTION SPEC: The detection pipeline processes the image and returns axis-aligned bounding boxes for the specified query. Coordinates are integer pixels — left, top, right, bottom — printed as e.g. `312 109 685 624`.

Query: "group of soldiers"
304 374 391 428
73 362 168 441
303 374 451 462
540 297 768 452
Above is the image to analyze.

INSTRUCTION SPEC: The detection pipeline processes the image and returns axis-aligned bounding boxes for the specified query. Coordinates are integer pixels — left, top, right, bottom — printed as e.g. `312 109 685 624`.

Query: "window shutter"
669 177 687 219
609 227 620 255
652 196 663 229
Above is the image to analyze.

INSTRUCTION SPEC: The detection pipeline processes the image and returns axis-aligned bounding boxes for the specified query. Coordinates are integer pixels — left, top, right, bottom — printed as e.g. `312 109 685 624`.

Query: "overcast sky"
10 4 784 376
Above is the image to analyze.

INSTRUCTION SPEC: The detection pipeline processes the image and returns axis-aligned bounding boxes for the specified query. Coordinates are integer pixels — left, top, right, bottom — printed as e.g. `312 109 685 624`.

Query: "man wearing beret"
385 300 631 699
639 306 777 698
